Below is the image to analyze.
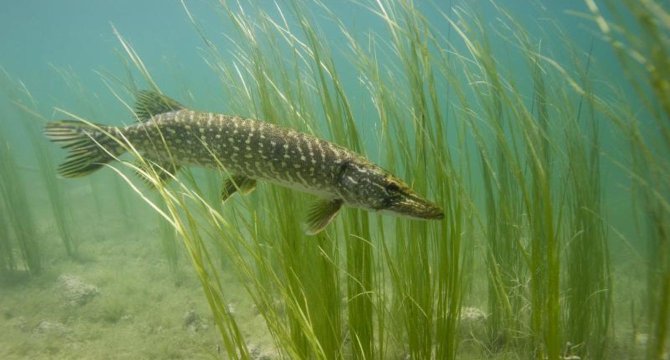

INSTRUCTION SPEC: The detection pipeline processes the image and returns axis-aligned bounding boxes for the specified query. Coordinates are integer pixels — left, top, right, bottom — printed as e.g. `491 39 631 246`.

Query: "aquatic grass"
522 35 613 357
74 105 253 358
53 64 154 238
0 125 42 275
452 15 530 353
0 73 45 275
516 26 564 360
442 4 618 358
0 76 79 258
138 176 250 358
586 1 670 357
445 8 545 353
357 2 471 359
558 38 612 359
26 115 78 258
106 27 292 359
49 66 110 223
158 210 179 273
210 6 352 357
0 143 17 273
283 2 470 358
291 8 379 358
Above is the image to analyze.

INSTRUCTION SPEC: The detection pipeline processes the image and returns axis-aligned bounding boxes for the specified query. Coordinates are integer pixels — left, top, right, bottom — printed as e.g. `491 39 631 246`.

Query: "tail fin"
44 120 125 177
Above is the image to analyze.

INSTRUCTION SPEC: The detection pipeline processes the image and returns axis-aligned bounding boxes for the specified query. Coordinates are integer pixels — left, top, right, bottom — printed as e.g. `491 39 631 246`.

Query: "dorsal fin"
134 90 184 122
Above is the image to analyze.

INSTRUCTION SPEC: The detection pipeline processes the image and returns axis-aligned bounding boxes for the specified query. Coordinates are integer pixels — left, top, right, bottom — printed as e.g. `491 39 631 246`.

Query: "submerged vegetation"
0 0 668 359
0 128 42 275
587 1 670 358
0 76 43 275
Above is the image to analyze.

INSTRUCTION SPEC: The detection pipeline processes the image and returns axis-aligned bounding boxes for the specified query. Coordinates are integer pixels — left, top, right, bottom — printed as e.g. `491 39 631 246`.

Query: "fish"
44 91 444 234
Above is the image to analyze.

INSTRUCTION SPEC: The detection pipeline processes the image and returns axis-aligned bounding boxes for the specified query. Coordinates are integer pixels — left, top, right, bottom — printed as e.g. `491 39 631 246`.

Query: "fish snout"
387 193 444 220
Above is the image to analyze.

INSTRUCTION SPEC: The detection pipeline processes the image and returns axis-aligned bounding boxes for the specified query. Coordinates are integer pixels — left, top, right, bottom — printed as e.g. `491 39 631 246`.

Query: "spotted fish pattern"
129 110 352 195
45 91 444 234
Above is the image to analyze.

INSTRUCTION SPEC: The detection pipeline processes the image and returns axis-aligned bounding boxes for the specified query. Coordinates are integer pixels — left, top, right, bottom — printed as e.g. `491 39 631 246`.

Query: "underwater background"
0 0 668 359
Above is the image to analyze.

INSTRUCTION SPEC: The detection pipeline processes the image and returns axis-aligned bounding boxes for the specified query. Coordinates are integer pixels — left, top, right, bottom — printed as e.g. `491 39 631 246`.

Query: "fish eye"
385 182 400 193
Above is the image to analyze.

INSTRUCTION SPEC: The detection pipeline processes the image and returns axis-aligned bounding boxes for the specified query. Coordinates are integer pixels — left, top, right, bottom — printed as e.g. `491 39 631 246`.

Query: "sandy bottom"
0 219 274 360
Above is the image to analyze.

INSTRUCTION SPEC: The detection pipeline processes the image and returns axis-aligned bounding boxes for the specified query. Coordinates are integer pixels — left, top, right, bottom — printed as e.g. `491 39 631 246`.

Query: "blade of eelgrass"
559 37 612 359
375 2 445 358
105 142 252 359
0 73 43 272
0 147 17 273
445 5 617 358
447 8 534 352
42 31 252 355
586 1 670 358
524 36 562 360
0 131 41 275
49 67 111 223
228 3 351 356
158 210 179 273
350 2 470 358
7 91 78 258
292 8 377 358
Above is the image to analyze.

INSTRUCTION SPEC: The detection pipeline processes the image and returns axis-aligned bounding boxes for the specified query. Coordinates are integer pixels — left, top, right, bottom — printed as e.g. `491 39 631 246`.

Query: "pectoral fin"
304 199 343 235
222 175 257 202
136 160 181 187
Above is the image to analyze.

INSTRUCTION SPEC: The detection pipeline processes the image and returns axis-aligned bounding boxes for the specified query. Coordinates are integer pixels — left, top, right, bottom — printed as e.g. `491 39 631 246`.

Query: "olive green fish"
44 91 443 234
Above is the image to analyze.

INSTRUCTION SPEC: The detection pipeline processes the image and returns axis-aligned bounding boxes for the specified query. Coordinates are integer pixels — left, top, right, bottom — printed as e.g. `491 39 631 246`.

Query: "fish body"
126 109 358 199
45 91 443 233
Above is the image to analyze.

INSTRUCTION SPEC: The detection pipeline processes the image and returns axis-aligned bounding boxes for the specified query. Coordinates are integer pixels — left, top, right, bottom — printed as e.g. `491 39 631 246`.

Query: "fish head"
337 161 444 220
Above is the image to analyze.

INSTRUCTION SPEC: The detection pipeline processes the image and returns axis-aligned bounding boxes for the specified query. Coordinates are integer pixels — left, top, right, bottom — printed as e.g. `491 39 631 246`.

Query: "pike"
44 91 444 234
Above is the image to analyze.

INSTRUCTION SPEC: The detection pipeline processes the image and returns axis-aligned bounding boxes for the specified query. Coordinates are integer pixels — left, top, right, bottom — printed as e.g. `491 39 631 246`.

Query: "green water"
1 1 668 359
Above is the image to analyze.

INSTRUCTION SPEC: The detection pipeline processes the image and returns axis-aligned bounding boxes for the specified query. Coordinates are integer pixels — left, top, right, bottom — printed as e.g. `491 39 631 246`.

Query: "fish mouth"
386 195 444 220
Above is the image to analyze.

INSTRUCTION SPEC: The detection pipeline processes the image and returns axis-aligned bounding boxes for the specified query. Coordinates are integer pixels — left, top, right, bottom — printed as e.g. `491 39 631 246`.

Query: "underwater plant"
586 0 670 358
2 74 79 258
0 123 41 275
